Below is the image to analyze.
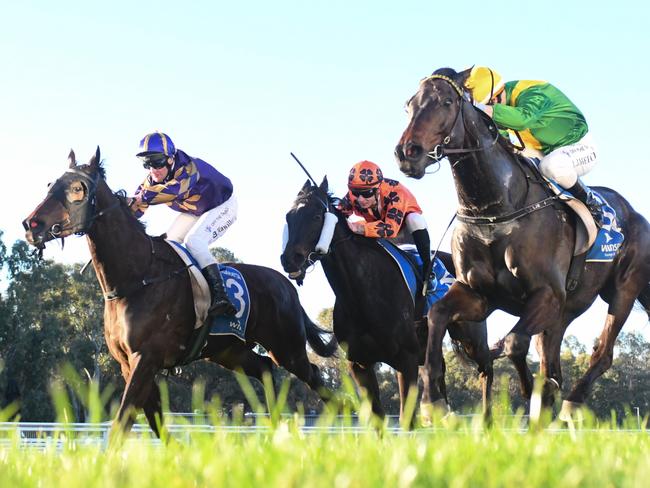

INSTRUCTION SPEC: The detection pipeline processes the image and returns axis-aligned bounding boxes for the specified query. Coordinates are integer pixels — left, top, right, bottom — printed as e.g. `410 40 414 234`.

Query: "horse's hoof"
420 399 449 426
559 400 585 423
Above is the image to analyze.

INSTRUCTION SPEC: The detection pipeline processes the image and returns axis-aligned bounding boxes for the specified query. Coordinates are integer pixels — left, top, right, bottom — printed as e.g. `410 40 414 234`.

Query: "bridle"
419 74 499 163
419 75 559 226
25 167 121 254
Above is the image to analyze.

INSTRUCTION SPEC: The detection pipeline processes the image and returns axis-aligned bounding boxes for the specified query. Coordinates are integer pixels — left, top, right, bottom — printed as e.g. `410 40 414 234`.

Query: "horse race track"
1 413 649 488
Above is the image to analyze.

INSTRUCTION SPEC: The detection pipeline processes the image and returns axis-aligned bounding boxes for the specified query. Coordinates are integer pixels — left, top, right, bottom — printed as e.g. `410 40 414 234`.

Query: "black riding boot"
412 228 432 284
201 264 237 316
567 179 604 226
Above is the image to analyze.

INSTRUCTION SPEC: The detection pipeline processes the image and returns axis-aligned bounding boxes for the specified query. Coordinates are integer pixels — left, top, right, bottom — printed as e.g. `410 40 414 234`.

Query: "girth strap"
456 196 559 225
103 264 191 300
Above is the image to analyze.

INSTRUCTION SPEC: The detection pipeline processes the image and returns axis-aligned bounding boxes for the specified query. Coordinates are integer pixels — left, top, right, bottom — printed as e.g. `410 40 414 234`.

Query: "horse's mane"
86 160 148 235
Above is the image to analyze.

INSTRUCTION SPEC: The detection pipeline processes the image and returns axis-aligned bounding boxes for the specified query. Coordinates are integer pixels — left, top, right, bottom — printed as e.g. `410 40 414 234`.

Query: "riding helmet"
464 66 505 104
136 131 176 157
348 161 384 189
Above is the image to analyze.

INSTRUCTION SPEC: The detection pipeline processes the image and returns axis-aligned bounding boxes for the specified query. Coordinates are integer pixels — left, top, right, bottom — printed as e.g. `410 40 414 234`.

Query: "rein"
424 74 558 226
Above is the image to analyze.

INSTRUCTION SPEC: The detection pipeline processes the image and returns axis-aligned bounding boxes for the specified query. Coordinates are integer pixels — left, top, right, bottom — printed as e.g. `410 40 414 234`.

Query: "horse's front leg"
111 351 161 442
422 283 489 421
349 361 385 422
504 286 564 399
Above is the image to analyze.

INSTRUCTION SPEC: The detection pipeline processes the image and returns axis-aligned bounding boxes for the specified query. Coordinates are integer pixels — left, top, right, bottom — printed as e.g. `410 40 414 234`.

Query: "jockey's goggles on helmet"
140 154 169 169
350 188 377 198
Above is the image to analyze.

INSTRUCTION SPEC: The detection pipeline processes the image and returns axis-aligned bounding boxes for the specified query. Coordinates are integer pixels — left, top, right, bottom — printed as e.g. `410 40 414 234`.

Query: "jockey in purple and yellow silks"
131 131 237 316
339 160 432 277
464 66 603 223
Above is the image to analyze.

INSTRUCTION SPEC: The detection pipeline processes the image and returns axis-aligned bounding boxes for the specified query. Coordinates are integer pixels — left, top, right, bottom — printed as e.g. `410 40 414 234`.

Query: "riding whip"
290 152 319 187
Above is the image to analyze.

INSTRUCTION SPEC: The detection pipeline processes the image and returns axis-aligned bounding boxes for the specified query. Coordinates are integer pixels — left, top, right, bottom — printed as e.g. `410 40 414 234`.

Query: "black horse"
395 67 650 420
281 178 494 424
23 148 337 439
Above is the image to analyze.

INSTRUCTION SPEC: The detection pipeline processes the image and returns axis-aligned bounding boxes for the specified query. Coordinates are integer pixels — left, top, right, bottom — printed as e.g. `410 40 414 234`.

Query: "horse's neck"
86 184 155 293
320 214 374 295
450 108 528 216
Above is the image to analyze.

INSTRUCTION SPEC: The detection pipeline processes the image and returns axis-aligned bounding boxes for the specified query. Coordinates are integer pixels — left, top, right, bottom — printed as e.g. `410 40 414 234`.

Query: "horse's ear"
319 176 329 193
68 149 77 168
88 146 100 169
457 66 473 86
299 179 311 195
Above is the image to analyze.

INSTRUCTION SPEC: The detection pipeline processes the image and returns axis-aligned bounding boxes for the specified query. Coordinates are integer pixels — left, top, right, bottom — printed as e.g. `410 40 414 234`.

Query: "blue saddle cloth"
167 241 250 342
376 239 454 315
209 264 251 341
584 191 624 263
541 172 624 264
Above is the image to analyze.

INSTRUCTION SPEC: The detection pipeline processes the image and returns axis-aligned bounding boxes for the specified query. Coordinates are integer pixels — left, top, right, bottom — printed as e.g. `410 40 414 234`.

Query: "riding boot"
201 264 237 316
567 179 604 226
412 228 432 287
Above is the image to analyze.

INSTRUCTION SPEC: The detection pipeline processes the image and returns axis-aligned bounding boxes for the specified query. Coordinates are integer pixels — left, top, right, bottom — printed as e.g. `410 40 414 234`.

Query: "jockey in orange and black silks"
130 131 237 317
339 160 432 277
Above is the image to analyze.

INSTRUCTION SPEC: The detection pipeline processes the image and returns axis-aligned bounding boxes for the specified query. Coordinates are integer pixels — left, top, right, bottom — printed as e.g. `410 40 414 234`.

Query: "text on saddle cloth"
542 177 625 263
166 240 251 340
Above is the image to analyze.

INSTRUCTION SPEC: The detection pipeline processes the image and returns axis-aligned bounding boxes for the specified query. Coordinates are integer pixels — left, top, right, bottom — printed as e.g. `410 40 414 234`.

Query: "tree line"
0 231 648 422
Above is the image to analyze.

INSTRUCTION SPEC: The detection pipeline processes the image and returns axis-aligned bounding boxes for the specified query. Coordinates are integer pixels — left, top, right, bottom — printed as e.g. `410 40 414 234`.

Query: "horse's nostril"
404 143 422 160
23 218 41 232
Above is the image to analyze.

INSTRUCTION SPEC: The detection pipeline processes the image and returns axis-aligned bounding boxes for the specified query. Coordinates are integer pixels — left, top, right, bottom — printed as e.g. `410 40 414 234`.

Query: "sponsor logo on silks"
209 265 251 341
586 191 625 263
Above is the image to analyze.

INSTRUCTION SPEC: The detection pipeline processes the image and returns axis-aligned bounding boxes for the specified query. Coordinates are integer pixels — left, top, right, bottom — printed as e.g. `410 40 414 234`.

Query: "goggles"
140 154 169 169
350 188 377 198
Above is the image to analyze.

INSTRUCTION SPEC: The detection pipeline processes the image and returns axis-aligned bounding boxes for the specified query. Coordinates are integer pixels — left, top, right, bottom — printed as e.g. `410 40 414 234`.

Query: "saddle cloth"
376 239 455 314
542 179 624 263
166 241 251 341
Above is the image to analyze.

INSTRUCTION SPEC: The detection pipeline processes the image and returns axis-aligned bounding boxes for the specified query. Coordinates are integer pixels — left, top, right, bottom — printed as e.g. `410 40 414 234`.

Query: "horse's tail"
303 310 338 357
635 282 650 320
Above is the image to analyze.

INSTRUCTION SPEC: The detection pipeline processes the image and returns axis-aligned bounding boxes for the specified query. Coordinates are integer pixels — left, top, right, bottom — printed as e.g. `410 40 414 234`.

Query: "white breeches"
538 133 597 188
166 194 238 268
405 212 428 232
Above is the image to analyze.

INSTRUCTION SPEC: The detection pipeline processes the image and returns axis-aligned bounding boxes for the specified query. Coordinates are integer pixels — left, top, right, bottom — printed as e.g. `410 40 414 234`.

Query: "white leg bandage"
539 133 597 188
315 212 338 254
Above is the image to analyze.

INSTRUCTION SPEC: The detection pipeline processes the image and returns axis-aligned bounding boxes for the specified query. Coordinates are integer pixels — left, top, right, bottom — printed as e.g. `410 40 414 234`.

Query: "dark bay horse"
281 178 494 424
395 67 650 420
23 148 337 438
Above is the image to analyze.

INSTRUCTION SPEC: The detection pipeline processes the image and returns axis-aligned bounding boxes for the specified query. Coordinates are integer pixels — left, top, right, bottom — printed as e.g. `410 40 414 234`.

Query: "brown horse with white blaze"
395 67 650 421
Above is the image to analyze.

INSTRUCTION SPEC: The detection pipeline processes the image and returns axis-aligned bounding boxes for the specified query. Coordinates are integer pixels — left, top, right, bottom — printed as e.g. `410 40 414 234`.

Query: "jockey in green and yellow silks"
465 66 602 223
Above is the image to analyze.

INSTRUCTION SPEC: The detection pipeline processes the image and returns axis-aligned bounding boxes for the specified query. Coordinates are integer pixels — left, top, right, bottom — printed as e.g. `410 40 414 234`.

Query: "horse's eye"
313 214 322 222
444 99 453 106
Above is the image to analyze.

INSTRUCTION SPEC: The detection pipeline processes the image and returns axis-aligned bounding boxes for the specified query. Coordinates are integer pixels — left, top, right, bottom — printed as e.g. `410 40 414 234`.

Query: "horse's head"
23 147 104 251
395 67 472 179
281 177 333 284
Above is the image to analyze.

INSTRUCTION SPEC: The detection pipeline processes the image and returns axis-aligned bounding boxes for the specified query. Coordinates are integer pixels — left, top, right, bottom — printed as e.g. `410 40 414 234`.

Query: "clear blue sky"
2 0 649 347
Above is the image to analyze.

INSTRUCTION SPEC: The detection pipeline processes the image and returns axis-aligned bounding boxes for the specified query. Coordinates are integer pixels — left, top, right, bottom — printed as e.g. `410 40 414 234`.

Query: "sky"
2 0 649 349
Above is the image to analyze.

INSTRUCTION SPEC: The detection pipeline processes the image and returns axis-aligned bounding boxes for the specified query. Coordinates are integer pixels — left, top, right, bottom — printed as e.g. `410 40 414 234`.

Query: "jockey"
130 131 237 316
339 160 432 280
464 66 603 223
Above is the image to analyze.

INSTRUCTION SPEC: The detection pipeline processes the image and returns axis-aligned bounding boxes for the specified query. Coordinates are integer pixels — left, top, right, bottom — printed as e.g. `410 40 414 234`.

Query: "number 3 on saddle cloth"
167 241 251 342
376 239 455 317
